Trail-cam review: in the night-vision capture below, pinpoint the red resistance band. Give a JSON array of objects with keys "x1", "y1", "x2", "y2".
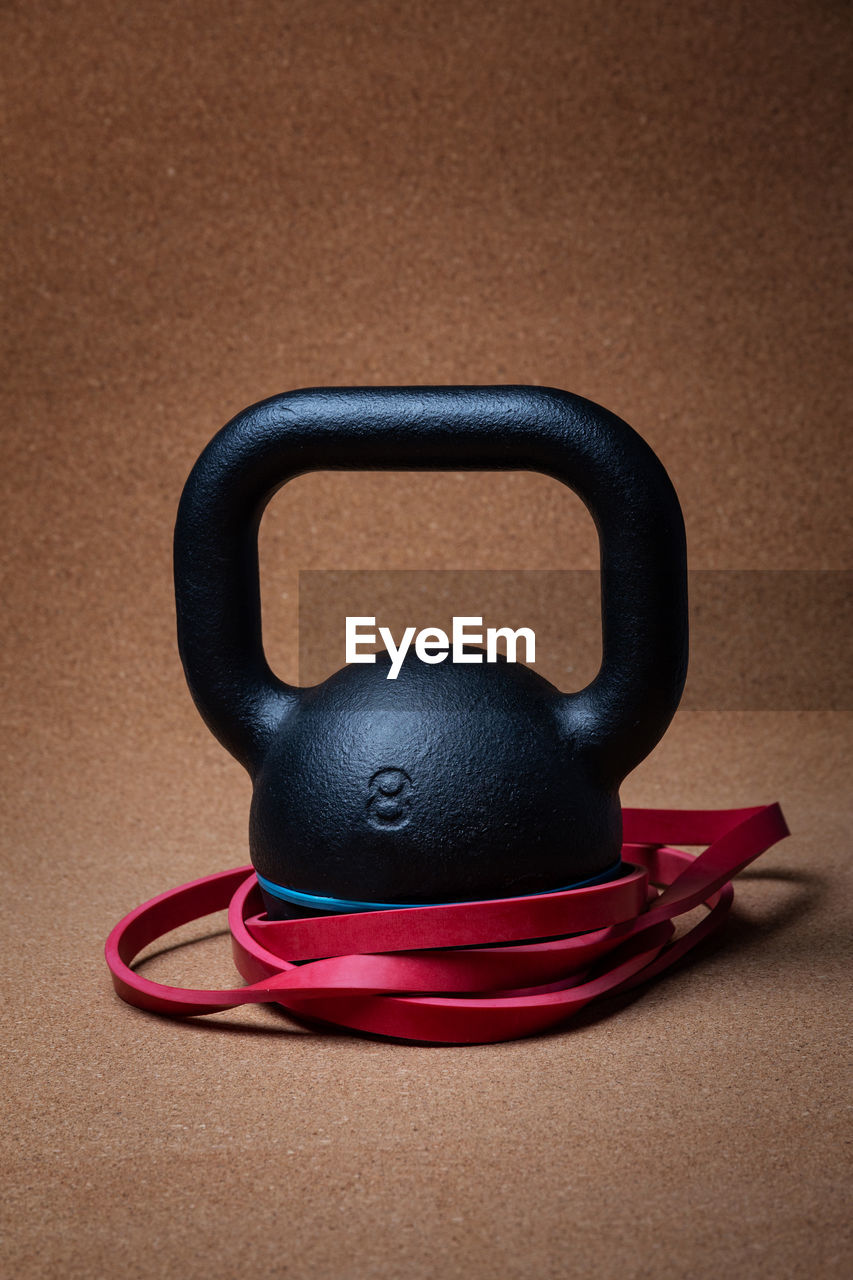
[{"x1": 105, "y1": 804, "x2": 789, "y2": 1045}]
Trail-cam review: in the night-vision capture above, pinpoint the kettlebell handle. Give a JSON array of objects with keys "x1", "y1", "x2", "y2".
[{"x1": 174, "y1": 386, "x2": 687, "y2": 783}]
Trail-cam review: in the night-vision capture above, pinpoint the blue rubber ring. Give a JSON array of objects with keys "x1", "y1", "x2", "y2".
[{"x1": 255, "y1": 860, "x2": 625, "y2": 914}]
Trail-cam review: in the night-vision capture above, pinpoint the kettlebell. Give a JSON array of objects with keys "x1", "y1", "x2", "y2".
[{"x1": 174, "y1": 386, "x2": 688, "y2": 919}]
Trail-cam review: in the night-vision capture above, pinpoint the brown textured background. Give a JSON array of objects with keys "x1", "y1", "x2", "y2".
[{"x1": 1, "y1": 2, "x2": 851, "y2": 1278}]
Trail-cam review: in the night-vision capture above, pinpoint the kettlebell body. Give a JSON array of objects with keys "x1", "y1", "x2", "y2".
[
  {"x1": 174, "y1": 387, "x2": 688, "y2": 918},
  {"x1": 249, "y1": 650, "x2": 621, "y2": 907}
]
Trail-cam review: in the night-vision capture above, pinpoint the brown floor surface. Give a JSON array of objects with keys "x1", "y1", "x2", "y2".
[{"x1": 2, "y1": 3, "x2": 850, "y2": 1278}]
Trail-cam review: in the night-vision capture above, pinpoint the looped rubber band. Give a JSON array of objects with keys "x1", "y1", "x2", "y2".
[{"x1": 105, "y1": 804, "x2": 789, "y2": 1044}]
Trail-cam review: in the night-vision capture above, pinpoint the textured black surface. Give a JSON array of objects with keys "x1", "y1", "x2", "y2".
[{"x1": 174, "y1": 386, "x2": 688, "y2": 911}]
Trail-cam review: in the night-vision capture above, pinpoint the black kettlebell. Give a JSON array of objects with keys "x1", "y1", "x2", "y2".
[{"x1": 174, "y1": 386, "x2": 687, "y2": 919}]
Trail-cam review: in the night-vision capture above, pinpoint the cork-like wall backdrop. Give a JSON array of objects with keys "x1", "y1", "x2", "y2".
[{"x1": 1, "y1": 3, "x2": 850, "y2": 1278}]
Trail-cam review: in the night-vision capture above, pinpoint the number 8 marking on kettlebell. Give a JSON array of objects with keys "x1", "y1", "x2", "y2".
[{"x1": 366, "y1": 768, "x2": 413, "y2": 830}]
